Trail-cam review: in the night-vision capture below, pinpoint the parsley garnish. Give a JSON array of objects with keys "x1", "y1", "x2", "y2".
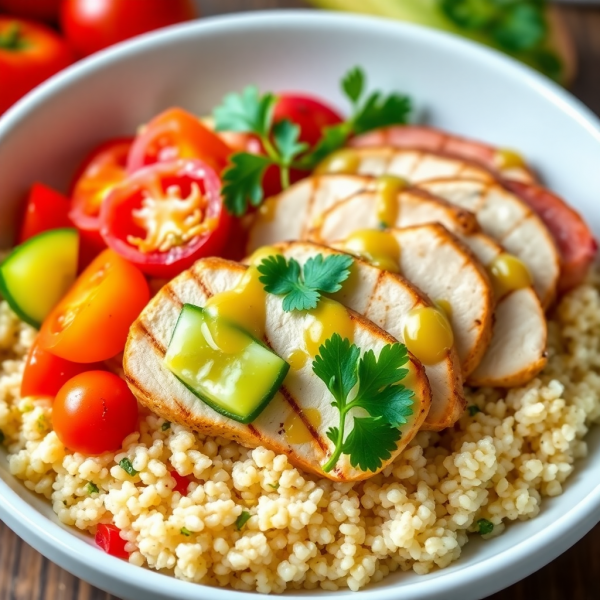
[
  {"x1": 180, "y1": 527, "x2": 192, "y2": 536},
  {"x1": 161, "y1": 421, "x2": 171, "y2": 431},
  {"x1": 86, "y1": 482, "x2": 99, "y2": 495},
  {"x1": 477, "y1": 518, "x2": 494, "y2": 535},
  {"x1": 213, "y1": 66, "x2": 411, "y2": 215},
  {"x1": 236, "y1": 511, "x2": 251, "y2": 530},
  {"x1": 258, "y1": 254, "x2": 353, "y2": 312},
  {"x1": 468, "y1": 405, "x2": 481, "y2": 417},
  {"x1": 313, "y1": 334, "x2": 414, "y2": 473},
  {"x1": 119, "y1": 458, "x2": 138, "y2": 477}
]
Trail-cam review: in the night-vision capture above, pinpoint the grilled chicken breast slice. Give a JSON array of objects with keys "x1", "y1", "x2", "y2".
[
  {"x1": 124, "y1": 257, "x2": 431, "y2": 482},
  {"x1": 273, "y1": 242, "x2": 465, "y2": 431},
  {"x1": 417, "y1": 179, "x2": 560, "y2": 308}
]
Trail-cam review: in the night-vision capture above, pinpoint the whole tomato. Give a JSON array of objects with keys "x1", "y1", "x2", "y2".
[
  {"x1": 0, "y1": 0, "x2": 61, "y2": 23},
  {"x1": 60, "y1": 0, "x2": 197, "y2": 58},
  {"x1": 0, "y1": 17, "x2": 74, "y2": 115}
]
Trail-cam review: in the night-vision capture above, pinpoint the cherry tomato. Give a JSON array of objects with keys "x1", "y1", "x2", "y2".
[
  {"x1": 127, "y1": 108, "x2": 232, "y2": 175},
  {"x1": 21, "y1": 338, "x2": 102, "y2": 398},
  {"x1": 95, "y1": 524, "x2": 129, "y2": 559},
  {"x1": 18, "y1": 183, "x2": 72, "y2": 243},
  {"x1": 0, "y1": 17, "x2": 74, "y2": 115},
  {"x1": 0, "y1": 0, "x2": 61, "y2": 23},
  {"x1": 171, "y1": 471, "x2": 192, "y2": 496},
  {"x1": 100, "y1": 159, "x2": 230, "y2": 278},
  {"x1": 52, "y1": 371, "x2": 138, "y2": 455},
  {"x1": 273, "y1": 94, "x2": 344, "y2": 146},
  {"x1": 60, "y1": 0, "x2": 196, "y2": 58},
  {"x1": 38, "y1": 249, "x2": 150, "y2": 363},
  {"x1": 69, "y1": 137, "x2": 132, "y2": 261}
]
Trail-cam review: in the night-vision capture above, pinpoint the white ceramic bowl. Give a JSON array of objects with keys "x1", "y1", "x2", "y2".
[{"x1": 1, "y1": 10, "x2": 600, "y2": 600}]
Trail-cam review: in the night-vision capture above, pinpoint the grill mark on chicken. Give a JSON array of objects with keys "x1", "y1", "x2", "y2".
[
  {"x1": 189, "y1": 265, "x2": 213, "y2": 299},
  {"x1": 164, "y1": 284, "x2": 183, "y2": 309},
  {"x1": 136, "y1": 321, "x2": 167, "y2": 356}
]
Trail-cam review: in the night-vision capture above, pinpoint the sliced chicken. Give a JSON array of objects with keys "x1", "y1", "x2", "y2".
[
  {"x1": 314, "y1": 199, "x2": 547, "y2": 388},
  {"x1": 325, "y1": 224, "x2": 494, "y2": 377},
  {"x1": 417, "y1": 179, "x2": 560, "y2": 308},
  {"x1": 349, "y1": 125, "x2": 537, "y2": 183},
  {"x1": 124, "y1": 257, "x2": 431, "y2": 482},
  {"x1": 274, "y1": 242, "x2": 465, "y2": 431}
]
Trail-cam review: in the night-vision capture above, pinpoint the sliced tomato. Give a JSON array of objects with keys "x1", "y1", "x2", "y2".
[
  {"x1": 38, "y1": 249, "x2": 150, "y2": 363},
  {"x1": 95, "y1": 524, "x2": 129, "y2": 559},
  {"x1": 273, "y1": 94, "x2": 344, "y2": 147},
  {"x1": 171, "y1": 471, "x2": 192, "y2": 495},
  {"x1": 18, "y1": 183, "x2": 72, "y2": 243},
  {"x1": 127, "y1": 108, "x2": 232, "y2": 175},
  {"x1": 100, "y1": 159, "x2": 230, "y2": 278},
  {"x1": 21, "y1": 338, "x2": 102, "y2": 398}
]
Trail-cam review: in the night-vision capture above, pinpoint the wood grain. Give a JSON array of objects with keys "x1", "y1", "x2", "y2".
[{"x1": 2, "y1": 1, "x2": 600, "y2": 599}]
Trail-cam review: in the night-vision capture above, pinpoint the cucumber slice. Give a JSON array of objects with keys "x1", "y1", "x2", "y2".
[
  {"x1": 164, "y1": 304, "x2": 289, "y2": 424},
  {"x1": 0, "y1": 228, "x2": 79, "y2": 328}
]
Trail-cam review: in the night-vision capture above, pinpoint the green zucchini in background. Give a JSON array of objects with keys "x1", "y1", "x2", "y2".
[{"x1": 308, "y1": 0, "x2": 575, "y2": 85}]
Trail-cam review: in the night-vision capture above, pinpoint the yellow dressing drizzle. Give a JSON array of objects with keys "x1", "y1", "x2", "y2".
[
  {"x1": 488, "y1": 253, "x2": 532, "y2": 299},
  {"x1": 375, "y1": 175, "x2": 407, "y2": 227},
  {"x1": 403, "y1": 306, "x2": 454, "y2": 366},
  {"x1": 204, "y1": 266, "x2": 267, "y2": 340},
  {"x1": 287, "y1": 349, "x2": 309, "y2": 371},
  {"x1": 284, "y1": 408, "x2": 322, "y2": 445},
  {"x1": 315, "y1": 149, "x2": 360, "y2": 175},
  {"x1": 304, "y1": 297, "x2": 354, "y2": 358},
  {"x1": 434, "y1": 299, "x2": 453, "y2": 320},
  {"x1": 342, "y1": 229, "x2": 401, "y2": 273},
  {"x1": 256, "y1": 197, "x2": 278, "y2": 223},
  {"x1": 246, "y1": 245, "x2": 282, "y2": 267},
  {"x1": 495, "y1": 149, "x2": 526, "y2": 171}
]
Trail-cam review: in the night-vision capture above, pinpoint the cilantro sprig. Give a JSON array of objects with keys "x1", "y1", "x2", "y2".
[
  {"x1": 257, "y1": 253, "x2": 353, "y2": 312},
  {"x1": 213, "y1": 67, "x2": 411, "y2": 216},
  {"x1": 313, "y1": 334, "x2": 414, "y2": 473}
]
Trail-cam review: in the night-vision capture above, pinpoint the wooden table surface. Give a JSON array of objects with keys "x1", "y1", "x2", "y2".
[{"x1": 2, "y1": 1, "x2": 600, "y2": 599}]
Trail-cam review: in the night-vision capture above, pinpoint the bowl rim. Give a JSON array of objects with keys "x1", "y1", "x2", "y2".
[{"x1": 1, "y1": 9, "x2": 600, "y2": 600}]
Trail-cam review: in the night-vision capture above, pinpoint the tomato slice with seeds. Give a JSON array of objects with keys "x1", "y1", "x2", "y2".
[
  {"x1": 127, "y1": 107, "x2": 232, "y2": 175},
  {"x1": 38, "y1": 249, "x2": 150, "y2": 363},
  {"x1": 100, "y1": 159, "x2": 230, "y2": 278}
]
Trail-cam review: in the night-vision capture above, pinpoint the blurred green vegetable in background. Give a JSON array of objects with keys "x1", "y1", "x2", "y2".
[{"x1": 307, "y1": 0, "x2": 575, "y2": 85}]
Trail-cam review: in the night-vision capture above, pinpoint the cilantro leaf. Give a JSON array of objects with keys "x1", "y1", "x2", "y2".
[
  {"x1": 272, "y1": 119, "x2": 308, "y2": 165},
  {"x1": 303, "y1": 254, "x2": 353, "y2": 294},
  {"x1": 180, "y1": 527, "x2": 192, "y2": 536},
  {"x1": 355, "y1": 385, "x2": 414, "y2": 428},
  {"x1": 353, "y1": 92, "x2": 412, "y2": 135},
  {"x1": 213, "y1": 86, "x2": 276, "y2": 138},
  {"x1": 312, "y1": 334, "x2": 359, "y2": 408},
  {"x1": 86, "y1": 482, "x2": 99, "y2": 495},
  {"x1": 236, "y1": 511, "x2": 251, "y2": 530},
  {"x1": 492, "y1": 4, "x2": 546, "y2": 52},
  {"x1": 222, "y1": 153, "x2": 272, "y2": 216},
  {"x1": 440, "y1": 0, "x2": 497, "y2": 29},
  {"x1": 119, "y1": 458, "x2": 138, "y2": 477},
  {"x1": 326, "y1": 426, "x2": 339, "y2": 445},
  {"x1": 342, "y1": 417, "x2": 401, "y2": 472},
  {"x1": 296, "y1": 122, "x2": 351, "y2": 170},
  {"x1": 258, "y1": 255, "x2": 355, "y2": 313},
  {"x1": 355, "y1": 344, "x2": 410, "y2": 399},
  {"x1": 342, "y1": 66, "x2": 365, "y2": 105},
  {"x1": 477, "y1": 518, "x2": 494, "y2": 535},
  {"x1": 468, "y1": 405, "x2": 481, "y2": 416}
]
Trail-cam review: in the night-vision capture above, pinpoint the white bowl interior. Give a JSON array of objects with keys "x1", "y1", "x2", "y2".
[{"x1": 1, "y1": 11, "x2": 600, "y2": 600}]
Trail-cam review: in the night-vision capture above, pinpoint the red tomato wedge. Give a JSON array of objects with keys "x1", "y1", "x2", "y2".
[
  {"x1": 38, "y1": 249, "x2": 150, "y2": 363},
  {"x1": 95, "y1": 524, "x2": 129, "y2": 559},
  {"x1": 18, "y1": 183, "x2": 72, "y2": 243},
  {"x1": 100, "y1": 159, "x2": 230, "y2": 278},
  {"x1": 53, "y1": 371, "x2": 138, "y2": 455},
  {"x1": 127, "y1": 108, "x2": 232, "y2": 175},
  {"x1": 21, "y1": 338, "x2": 102, "y2": 398},
  {"x1": 506, "y1": 180, "x2": 598, "y2": 292}
]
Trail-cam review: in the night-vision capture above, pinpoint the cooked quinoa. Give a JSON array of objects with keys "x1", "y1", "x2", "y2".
[{"x1": 1, "y1": 274, "x2": 600, "y2": 593}]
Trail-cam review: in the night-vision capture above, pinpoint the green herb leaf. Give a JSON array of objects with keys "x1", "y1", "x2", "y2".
[
  {"x1": 213, "y1": 86, "x2": 276, "y2": 138},
  {"x1": 180, "y1": 527, "x2": 192, "y2": 536},
  {"x1": 342, "y1": 66, "x2": 365, "y2": 105},
  {"x1": 355, "y1": 344, "x2": 410, "y2": 399},
  {"x1": 492, "y1": 3, "x2": 546, "y2": 51},
  {"x1": 236, "y1": 511, "x2": 251, "y2": 530},
  {"x1": 119, "y1": 458, "x2": 138, "y2": 477},
  {"x1": 268, "y1": 482, "x2": 280, "y2": 490},
  {"x1": 343, "y1": 417, "x2": 401, "y2": 472},
  {"x1": 295, "y1": 122, "x2": 352, "y2": 171},
  {"x1": 162, "y1": 421, "x2": 171, "y2": 431},
  {"x1": 353, "y1": 92, "x2": 412, "y2": 135},
  {"x1": 468, "y1": 405, "x2": 481, "y2": 416},
  {"x1": 440, "y1": 0, "x2": 497, "y2": 29},
  {"x1": 86, "y1": 482, "x2": 99, "y2": 495},
  {"x1": 222, "y1": 153, "x2": 272, "y2": 217},
  {"x1": 477, "y1": 518, "x2": 494, "y2": 535},
  {"x1": 312, "y1": 334, "x2": 359, "y2": 409},
  {"x1": 272, "y1": 119, "x2": 309, "y2": 165},
  {"x1": 258, "y1": 254, "x2": 354, "y2": 313}
]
